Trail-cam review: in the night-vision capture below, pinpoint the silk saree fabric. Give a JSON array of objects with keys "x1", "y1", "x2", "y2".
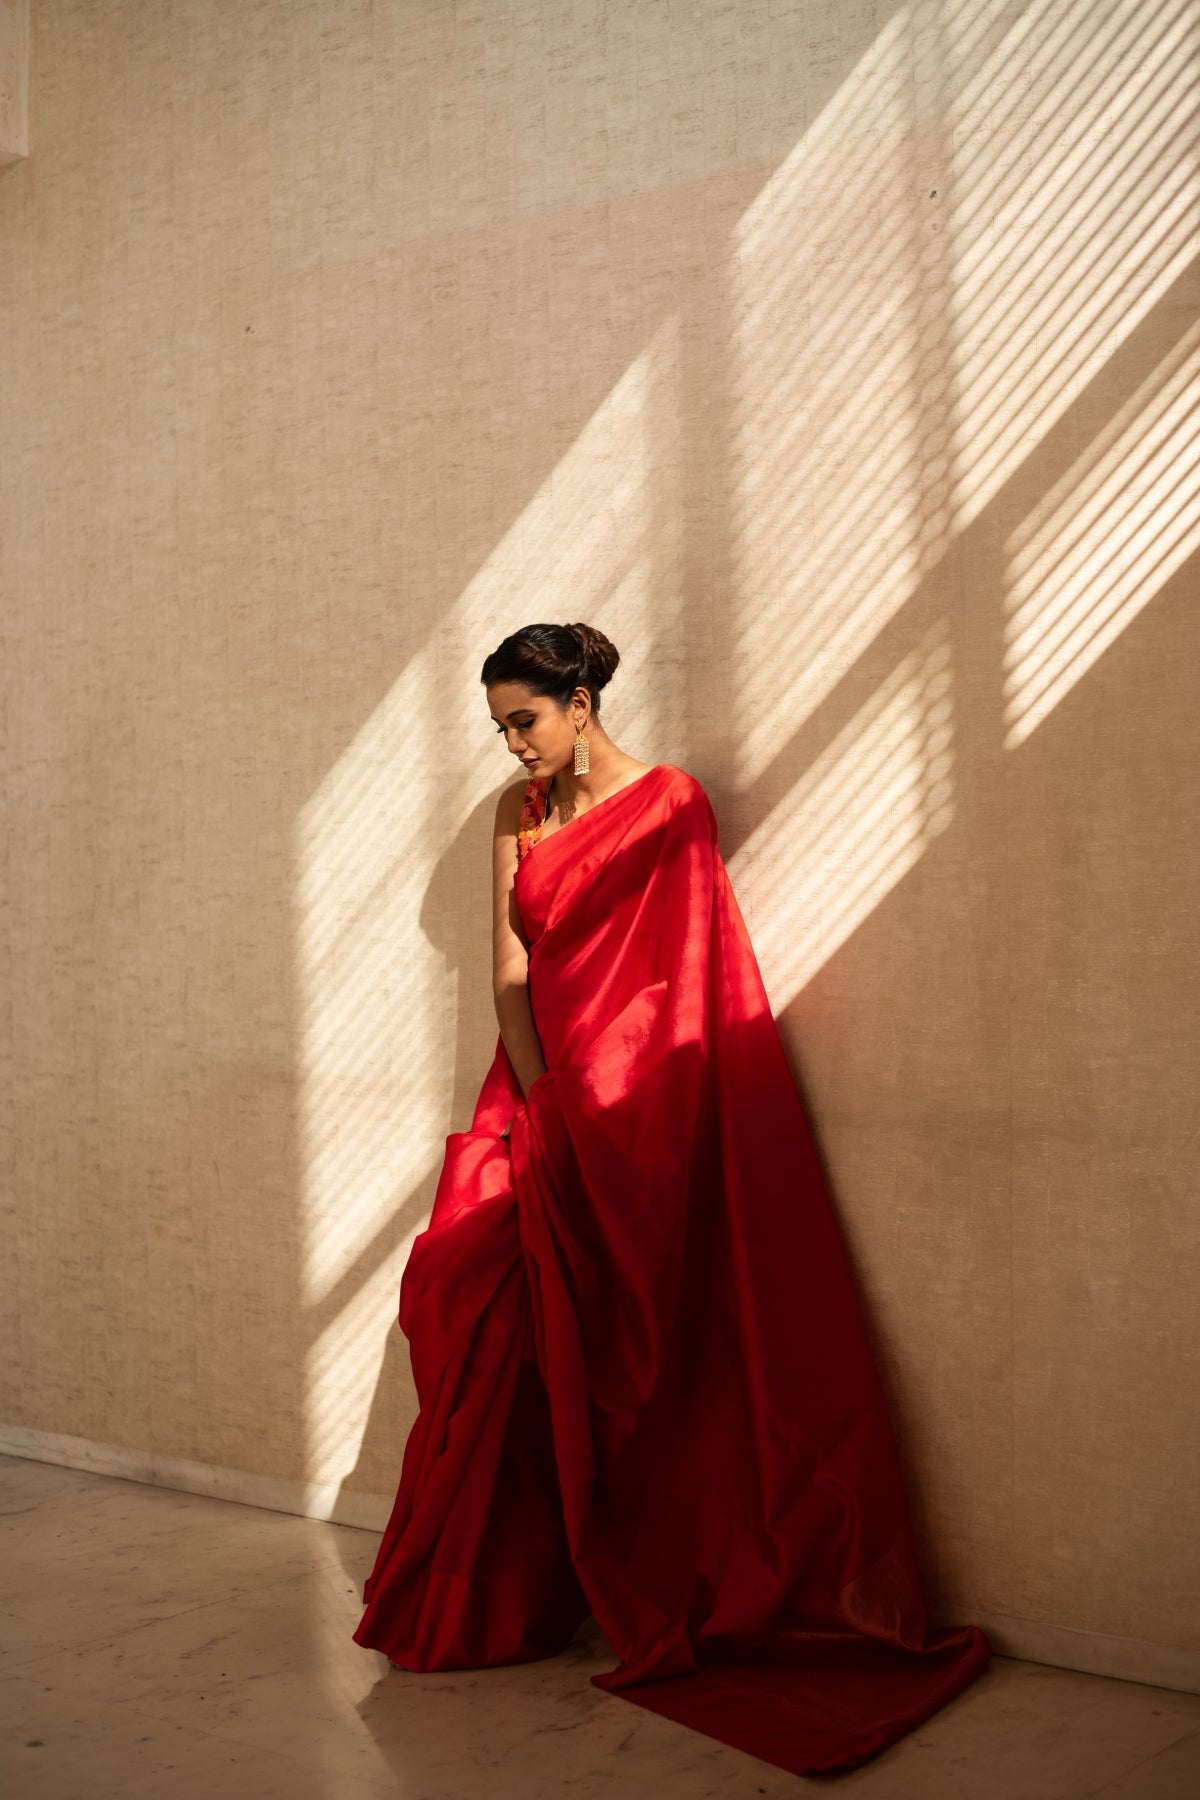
[{"x1": 353, "y1": 763, "x2": 991, "y2": 1776}]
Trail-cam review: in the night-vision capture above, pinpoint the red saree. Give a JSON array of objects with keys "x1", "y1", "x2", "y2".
[{"x1": 353, "y1": 763, "x2": 991, "y2": 1775}]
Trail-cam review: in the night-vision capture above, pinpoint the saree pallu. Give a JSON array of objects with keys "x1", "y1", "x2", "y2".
[{"x1": 353, "y1": 763, "x2": 991, "y2": 1776}]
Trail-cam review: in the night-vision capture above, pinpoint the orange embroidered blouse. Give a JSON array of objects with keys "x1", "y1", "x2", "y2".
[{"x1": 516, "y1": 776, "x2": 552, "y2": 863}]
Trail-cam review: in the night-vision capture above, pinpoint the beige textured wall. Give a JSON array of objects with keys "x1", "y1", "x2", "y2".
[
  {"x1": 1, "y1": 0, "x2": 1197, "y2": 1664},
  {"x1": 0, "y1": 0, "x2": 30, "y2": 164}
]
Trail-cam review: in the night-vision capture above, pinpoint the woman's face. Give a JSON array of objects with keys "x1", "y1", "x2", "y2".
[{"x1": 486, "y1": 681, "x2": 580, "y2": 776}]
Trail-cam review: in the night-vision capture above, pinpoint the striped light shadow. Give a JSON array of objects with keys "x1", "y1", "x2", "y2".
[
  {"x1": 295, "y1": 0, "x2": 1200, "y2": 1496},
  {"x1": 728, "y1": 625, "x2": 955, "y2": 1013},
  {"x1": 945, "y1": 0, "x2": 1199, "y2": 523},
  {"x1": 1004, "y1": 326, "x2": 1200, "y2": 746},
  {"x1": 726, "y1": 9, "x2": 953, "y2": 773}
]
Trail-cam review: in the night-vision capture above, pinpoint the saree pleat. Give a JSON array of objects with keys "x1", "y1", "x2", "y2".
[{"x1": 353, "y1": 764, "x2": 991, "y2": 1775}]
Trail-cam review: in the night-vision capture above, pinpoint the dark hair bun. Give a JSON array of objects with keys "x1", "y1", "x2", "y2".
[
  {"x1": 564, "y1": 622, "x2": 620, "y2": 689},
  {"x1": 480, "y1": 620, "x2": 621, "y2": 713}
]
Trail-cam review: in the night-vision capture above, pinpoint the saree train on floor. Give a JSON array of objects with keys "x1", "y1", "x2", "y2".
[{"x1": 353, "y1": 763, "x2": 991, "y2": 1777}]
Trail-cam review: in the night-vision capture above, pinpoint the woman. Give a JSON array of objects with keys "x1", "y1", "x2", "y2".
[{"x1": 353, "y1": 622, "x2": 991, "y2": 1776}]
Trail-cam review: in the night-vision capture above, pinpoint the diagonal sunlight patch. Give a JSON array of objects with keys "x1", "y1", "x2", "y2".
[
  {"x1": 727, "y1": 9, "x2": 944, "y2": 771},
  {"x1": 1004, "y1": 322, "x2": 1200, "y2": 746},
  {"x1": 727, "y1": 624, "x2": 955, "y2": 1014},
  {"x1": 297, "y1": 0, "x2": 1200, "y2": 1495},
  {"x1": 946, "y1": 0, "x2": 1200, "y2": 526},
  {"x1": 296, "y1": 639, "x2": 448, "y2": 1485},
  {"x1": 296, "y1": 320, "x2": 682, "y2": 1486}
]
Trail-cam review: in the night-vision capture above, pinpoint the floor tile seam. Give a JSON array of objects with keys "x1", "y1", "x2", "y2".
[
  {"x1": 0, "y1": 1513, "x2": 365, "y2": 1572},
  {"x1": 0, "y1": 1478, "x2": 371, "y2": 1535},
  {"x1": 59, "y1": 1679, "x2": 407, "y2": 1799},
  {"x1": 1074, "y1": 1722, "x2": 1200, "y2": 1799},
  {"x1": 0, "y1": 1560, "x2": 358, "y2": 1675},
  {"x1": 0, "y1": 1533, "x2": 349, "y2": 1576},
  {"x1": 4, "y1": 1670, "x2": 402, "y2": 1785},
  {"x1": 0, "y1": 1618, "x2": 186, "y2": 1678},
  {"x1": 0, "y1": 1465, "x2": 376, "y2": 1534},
  {"x1": 5, "y1": 1674, "x2": 401, "y2": 1793},
  {"x1": 1039, "y1": 1668, "x2": 1200, "y2": 1720},
  {"x1": 4, "y1": 1552, "x2": 349, "y2": 1623}
]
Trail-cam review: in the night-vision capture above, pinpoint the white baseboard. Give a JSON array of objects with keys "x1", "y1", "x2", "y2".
[
  {"x1": 937, "y1": 1607, "x2": 1200, "y2": 1696},
  {"x1": 0, "y1": 1422, "x2": 392, "y2": 1532},
  {"x1": 3, "y1": 1423, "x2": 1196, "y2": 1695}
]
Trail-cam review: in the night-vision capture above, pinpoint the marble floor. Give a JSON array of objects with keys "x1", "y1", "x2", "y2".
[{"x1": 1, "y1": 1454, "x2": 1198, "y2": 1799}]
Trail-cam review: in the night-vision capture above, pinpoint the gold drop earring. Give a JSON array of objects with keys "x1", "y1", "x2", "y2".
[{"x1": 573, "y1": 720, "x2": 590, "y2": 775}]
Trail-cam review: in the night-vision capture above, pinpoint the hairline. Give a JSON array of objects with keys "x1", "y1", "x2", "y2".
[{"x1": 485, "y1": 685, "x2": 595, "y2": 725}]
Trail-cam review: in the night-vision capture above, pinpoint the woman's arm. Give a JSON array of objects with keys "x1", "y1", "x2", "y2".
[{"x1": 491, "y1": 782, "x2": 548, "y2": 1100}]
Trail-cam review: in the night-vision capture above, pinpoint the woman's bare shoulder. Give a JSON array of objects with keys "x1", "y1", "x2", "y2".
[{"x1": 494, "y1": 775, "x2": 531, "y2": 835}]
